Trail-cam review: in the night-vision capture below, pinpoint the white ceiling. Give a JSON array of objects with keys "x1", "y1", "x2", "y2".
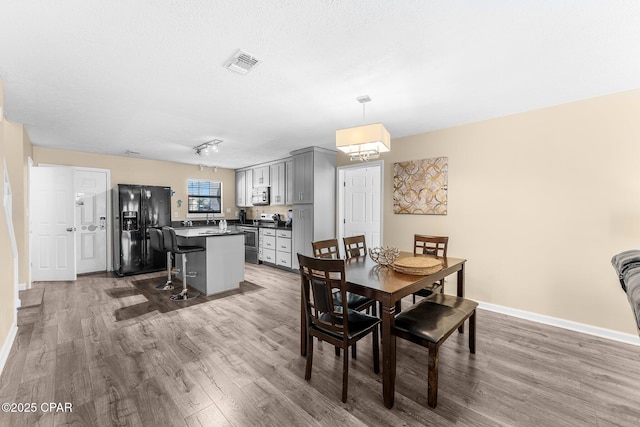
[{"x1": 1, "y1": 1, "x2": 640, "y2": 169}]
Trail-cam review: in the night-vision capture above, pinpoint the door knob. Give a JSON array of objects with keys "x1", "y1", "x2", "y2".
[{"x1": 66, "y1": 227, "x2": 76, "y2": 232}]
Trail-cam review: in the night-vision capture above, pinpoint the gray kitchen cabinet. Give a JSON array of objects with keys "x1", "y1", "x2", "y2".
[
  {"x1": 290, "y1": 146, "x2": 337, "y2": 270},
  {"x1": 245, "y1": 168, "x2": 253, "y2": 207},
  {"x1": 235, "y1": 170, "x2": 246, "y2": 207},
  {"x1": 235, "y1": 168, "x2": 254, "y2": 207},
  {"x1": 276, "y1": 229, "x2": 292, "y2": 268},
  {"x1": 292, "y1": 150, "x2": 313, "y2": 204},
  {"x1": 262, "y1": 228, "x2": 276, "y2": 264},
  {"x1": 253, "y1": 165, "x2": 270, "y2": 187},
  {"x1": 292, "y1": 205, "x2": 313, "y2": 270},
  {"x1": 270, "y1": 161, "x2": 286, "y2": 205},
  {"x1": 285, "y1": 159, "x2": 294, "y2": 205}
]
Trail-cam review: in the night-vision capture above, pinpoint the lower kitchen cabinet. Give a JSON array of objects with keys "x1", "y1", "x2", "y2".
[
  {"x1": 292, "y1": 205, "x2": 313, "y2": 270},
  {"x1": 261, "y1": 227, "x2": 292, "y2": 268},
  {"x1": 276, "y1": 229, "x2": 292, "y2": 268},
  {"x1": 262, "y1": 228, "x2": 277, "y2": 264}
]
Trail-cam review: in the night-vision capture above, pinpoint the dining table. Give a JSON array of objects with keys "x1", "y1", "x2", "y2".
[{"x1": 299, "y1": 251, "x2": 467, "y2": 409}]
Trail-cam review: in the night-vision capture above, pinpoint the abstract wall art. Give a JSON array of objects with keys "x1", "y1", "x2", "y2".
[{"x1": 393, "y1": 156, "x2": 448, "y2": 215}]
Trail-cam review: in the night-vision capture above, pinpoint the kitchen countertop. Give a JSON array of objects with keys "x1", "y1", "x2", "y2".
[
  {"x1": 237, "y1": 223, "x2": 292, "y2": 231},
  {"x1": 174, "y1": 227, "x2": 243, "y2": 238}
]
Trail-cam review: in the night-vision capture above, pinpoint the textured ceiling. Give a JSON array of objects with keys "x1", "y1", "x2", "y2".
[{"x1": 1, "y1": 1, "x2": 640, "y2": 169}]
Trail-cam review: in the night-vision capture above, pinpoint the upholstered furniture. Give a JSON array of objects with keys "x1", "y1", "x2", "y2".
[
  {"x1": 298, "y1": 253, "x2": 381, "y2": 402},
  {"x1": 611, "y1": 250, "x2": 640, "y2": 335},
  {"x1": 394, "y1": 293, "x2": 477, "y2": 408},
  {"x1": 312, "y1": 238, "x2": 377, "y2": 358}
]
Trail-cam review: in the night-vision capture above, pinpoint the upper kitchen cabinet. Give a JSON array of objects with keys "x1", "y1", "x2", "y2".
[
  {"x1": 285, "y1": 159, "x2": 294, "y2": 205},
  {"x1": 292, "y1": 150, "x2": 313, "y2": 203},
  {"x1": 235, "y1": 168, "x2": 254, "y2": 207},
  {"x1": 235, "y1": 170, "x2": 247, "y2": 207},
  {"x1": 253, "y1": 165, "x2": 270, "y2": 187},
  {"x1": 270, "y1": 161, "x2": 286, "y2": 206},
  {"x1": 291, "y1": 147, "x2": 336, "y2": 205},
  {"x1": 245, "y1": 169, "x2": 254, "y2": 207}
]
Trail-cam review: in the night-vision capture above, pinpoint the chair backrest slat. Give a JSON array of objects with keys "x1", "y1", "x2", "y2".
[
  {"x1": 312, "y1": 238, "x2": 340, "y2": 259},
  {"x1": 413, "y1": 234, "x2": 448, "y2": 257},
  {"x1": 343, "y1": 235, "x2": 367, "y2": 259}
]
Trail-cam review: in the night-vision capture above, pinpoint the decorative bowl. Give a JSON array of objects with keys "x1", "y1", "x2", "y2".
[{"x1": 368, "y1": 246, "x2": 400, "y2": 267}]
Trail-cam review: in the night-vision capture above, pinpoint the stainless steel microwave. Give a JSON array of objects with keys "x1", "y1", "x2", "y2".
[{"x1": 251, "y1": 187, "x2": 270, "y2": 205}]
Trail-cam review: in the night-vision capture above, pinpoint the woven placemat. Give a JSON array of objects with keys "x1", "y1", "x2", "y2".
[{"x1": 393, "y1": 256, "x2": 443, "y2": 275}]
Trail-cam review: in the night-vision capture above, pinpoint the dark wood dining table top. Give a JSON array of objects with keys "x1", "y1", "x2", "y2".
[{"x1": 343, "y1": 251, "x2": 467, "y2": 305}]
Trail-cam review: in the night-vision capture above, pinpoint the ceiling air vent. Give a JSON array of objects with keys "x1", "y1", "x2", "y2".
[{"x1": 224, "y1": 50, "x2": 261, "y2": 75}]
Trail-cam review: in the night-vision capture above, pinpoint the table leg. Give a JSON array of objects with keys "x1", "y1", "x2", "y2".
[
  {"x1": 381, "y1": 302, "x2": 396, "y2": 408},
  {"x1": 457, "y1": 264, "x2": 465, "y2": 333}
]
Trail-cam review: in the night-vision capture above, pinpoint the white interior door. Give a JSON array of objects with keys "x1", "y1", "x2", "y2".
[
  {"x1": 30, "y1": 166, "x2": 76, "y2": 281},
  {"x1": 342, "y1": 163, "x2": 382, "y2": 248},
  {"x1": 74, "y1": 169, "x2": 108, "y2": 274}
]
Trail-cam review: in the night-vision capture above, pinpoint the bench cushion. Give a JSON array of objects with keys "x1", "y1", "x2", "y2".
[
  {"x1": 425, "y1": 293, "x2": 479, "y2": 313},
  {"x1": 395, "y1": 300, "x2": 475, "y2": 343}
]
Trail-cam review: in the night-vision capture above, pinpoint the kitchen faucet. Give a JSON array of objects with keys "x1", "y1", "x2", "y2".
[{"x1": 206, "y1": 212, "x2": 216, "y2": 225}]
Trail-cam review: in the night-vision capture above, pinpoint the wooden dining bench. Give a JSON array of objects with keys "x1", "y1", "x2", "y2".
[{"x1": 393, "y1": 293, "x2": 477, "y2": 408}]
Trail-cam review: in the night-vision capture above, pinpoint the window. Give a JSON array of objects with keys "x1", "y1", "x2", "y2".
[{"x1": 188, "y1": 179, "x2": 222, "y2": 214}]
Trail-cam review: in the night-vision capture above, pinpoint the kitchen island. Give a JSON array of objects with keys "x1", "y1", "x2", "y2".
[{"x1": 174, "y1": 227, "x2": 244, "y2": 296}]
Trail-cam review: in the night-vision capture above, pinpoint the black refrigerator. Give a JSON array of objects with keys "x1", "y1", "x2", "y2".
[{"x1": 113, "y1": 184, "x2": 172, "y2": 276}]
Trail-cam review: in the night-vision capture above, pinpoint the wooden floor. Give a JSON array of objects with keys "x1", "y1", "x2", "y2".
[{"x1": 1, "y1": 263, "x2": 640, "y2": 426}]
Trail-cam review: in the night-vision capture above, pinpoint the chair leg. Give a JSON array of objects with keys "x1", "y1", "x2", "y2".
[
  {"x1": 342, "y1": 345, "x2": 349, "y2": 403},
  {"x1": 427, "y1": 343, "x2": 439, "y2": 408},
  {"x1": 166, "y1": 252, "x2": 172, "y2": 285},
  {"x1": 469, "y1": 311, "x2": 476, "y2": 354},
  {"x1": 305, "y1": 336, "x2": 314, "y2": 381},
  {"x1": 372, "y1": 323, "x2": 380, "y2": 374},
  {"x1": 182, "y1": 254, "x2": 188, "y2": 291},
  {"x1": 156, "y1": 252, "x2": 174, "y2": 290},
  {"x1": 352, "y1": 343, "x2": 357, "y2": 359},
  {"x1": 335, "y1": 347, "x2": 340, "y2": 357},
  {"x1": 413, "y1": 294, "x2": 416, "y2": 304}
]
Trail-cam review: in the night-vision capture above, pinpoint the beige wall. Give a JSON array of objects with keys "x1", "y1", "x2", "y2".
[
  {"x1": 33, "y1": 147, "x2": 239, "y2": 221},
  {"x1": 339, "y1": 89, "x2": 640, "y2": 335},
  {"x1": 4, "y1": 120, "x2": 32, "y2": 286},
  {"x1": 0, "y1": 80, "x2": 17, "y2": 350}
]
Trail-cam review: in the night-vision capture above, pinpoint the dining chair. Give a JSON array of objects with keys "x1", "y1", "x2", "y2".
[
  {"x1": 343, "y1": 235, "x2": 367, "y2": 259},
  {"x1": 298, "y1": 253, "x2": 380, "y2": 403},
  {"x1": 312, "y1": 238, "x2": 377, "y2": 358},
  {"x1": 312, "y1": 238, "x2": 341, "y2": 259},
  {"x1": 412, "y1": 235, "x2": 449, "y2": 303},
  {"x1": 394, "y1": 293, "x2": 478, "y2": 408},
  {"x1": 162, "y1": 227, "x2": 205, "y2": 301}
]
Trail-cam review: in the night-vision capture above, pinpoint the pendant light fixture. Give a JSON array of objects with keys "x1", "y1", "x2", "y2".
[{"x1": 336, "y1": 96, "x2": 390, "y2": 162}]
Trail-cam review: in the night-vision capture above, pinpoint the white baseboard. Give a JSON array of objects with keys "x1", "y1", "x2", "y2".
[
  {"x1": 18, "y1": 282, "x2": 26, "y2": 292},
  {"x1": 0, "y1": 321, "x2": 18, "y2": 375},
  {"x1": 478, "y1": 301, "x2": 640, "y2": 347}
]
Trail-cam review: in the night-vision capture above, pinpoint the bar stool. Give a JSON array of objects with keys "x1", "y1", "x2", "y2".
[
  {"x1": 161, "y1": 227, "x2": 205, "y2": 301},
  {"x1": 149, "y1": 228, "x2": 174, "y2": 290}
]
